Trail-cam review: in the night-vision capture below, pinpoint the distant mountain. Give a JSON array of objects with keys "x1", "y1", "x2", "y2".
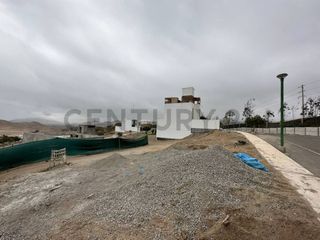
[
  {"x1": 11, "y1": 118, "x2": 64, "y2": 126},
  {"x1": 0, "y1": 119, "x2": 66, "y2": 136}
]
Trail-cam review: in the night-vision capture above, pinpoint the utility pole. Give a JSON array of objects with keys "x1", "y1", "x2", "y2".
[
  {"x1": 277, "y1": 73, "x2": 288, "y2": 149},
  {"x1": 298, "y1": 84, "x2": 305, "y2": 125}
]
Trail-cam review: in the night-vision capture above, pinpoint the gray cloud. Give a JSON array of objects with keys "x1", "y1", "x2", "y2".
[{"x1": 0, "y1": 0, "x2": 320, "y2": 122}]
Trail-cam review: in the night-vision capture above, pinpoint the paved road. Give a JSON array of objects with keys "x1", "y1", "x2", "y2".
[{"x1": 257, "y1": 134, "x2": 320, "y2": 177}]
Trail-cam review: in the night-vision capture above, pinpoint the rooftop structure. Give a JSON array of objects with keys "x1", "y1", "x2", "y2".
[
  {"x1": 156, "y1": 87, "x2": 219, "y2": 139},
  {"x1": 165, "y1": 87, "x2": 201, "y2": 104}
]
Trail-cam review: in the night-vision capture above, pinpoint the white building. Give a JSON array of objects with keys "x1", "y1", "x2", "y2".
[
  {"x1": 115, "y1": 119, "x2": 140, "y2": 133},
  {"x1": 156, "y1": 87, "x2": 220, "y2": 139},
  {"x1": 78, "y1": 124, "x2": 96, "y2": 135}
]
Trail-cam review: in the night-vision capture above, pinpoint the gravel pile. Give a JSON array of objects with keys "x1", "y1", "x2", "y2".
[
  {"x1": 90, "y1": 153, "x2": 130, "y2": 170},
  {"x1": 90, "y1": 145, "x2": 272, "y2": 237},
  {"x1": 0, "y1": 144, "x2": 287, "y2": 239}
]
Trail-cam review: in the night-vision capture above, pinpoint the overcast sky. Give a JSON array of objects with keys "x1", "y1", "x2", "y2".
[{"x1": 1, "y1": 0, "x2": 320, "y2": 123}]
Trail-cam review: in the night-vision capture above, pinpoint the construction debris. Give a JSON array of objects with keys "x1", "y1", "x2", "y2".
[
  {"x1": 222, "y1": 215, "x2": 231, "y2": 226},
  {"x1": 235, "y1": 140, "x2": 247, "y2": 146}
]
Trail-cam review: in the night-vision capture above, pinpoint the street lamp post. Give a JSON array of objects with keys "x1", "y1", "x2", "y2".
[{"x1": 276, "y1": 73, "x2": 288, "y2": 148}]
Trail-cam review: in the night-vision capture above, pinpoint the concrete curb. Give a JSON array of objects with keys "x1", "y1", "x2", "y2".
[{"x1": 239, "y1": 131, "x2": 320, "y2": 217}]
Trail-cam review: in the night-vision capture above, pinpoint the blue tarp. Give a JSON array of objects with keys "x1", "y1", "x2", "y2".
[{"x1": 234, "y1": 153, "x2": 269, "y2": 172}]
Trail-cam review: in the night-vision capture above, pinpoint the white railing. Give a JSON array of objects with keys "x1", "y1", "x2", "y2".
[{"x1": 49, "y1": 148, "x2": 67, "y2": 168}]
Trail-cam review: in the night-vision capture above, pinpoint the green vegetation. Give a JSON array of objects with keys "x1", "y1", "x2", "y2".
[
  {"x1": 245, "y1": 115, "x2": 266, "y2": 128},
  {"x1": 0, "y1": 135, "x2": 21, "y2": 144}
]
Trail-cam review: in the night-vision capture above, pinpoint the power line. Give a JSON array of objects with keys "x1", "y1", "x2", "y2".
[
  {"x1": 256, "y1": 91, "x2": 299, "y2": 107},
  {"x1": 242, "y1": 80, "x2": 319, "y2": 118},
  {"x1": 305, "y1": 86, "x2": 320, "y2": 93},
  {"x1": 250, "y1": 86, "x2": 300, "y2": 108},
  {"x1": 304, "y1": 92, "x2": 320, "y2": 98},
  {"x1": 256, "y1": 80, "x2": 319, "y2": 103},
  {"x1": 303, "y1": 79, "x2": 320, "y2": 86},
  {"x1": 254, "y1": 93, "x2": 299, "y2": 112}
]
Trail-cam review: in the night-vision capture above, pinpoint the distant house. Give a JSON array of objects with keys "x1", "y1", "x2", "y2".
[
  {"x1": 156, "y1": 87, "x2": 220, "y2": 139},
  {"x1": 78, "y1": 124, "x2": 96, "y2": 135},
  {"x1": 115, "y1": 119, "x2": 141, "y2": 133}
]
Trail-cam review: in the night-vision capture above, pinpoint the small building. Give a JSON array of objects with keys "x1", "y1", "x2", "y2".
[
  {"x1": 115, "y1": 119, "x2": 141, "y2": 133},
  {"x1": 156, "y1": 87, "x2": 220, "y2": 139},
  {"x1": 22, "y1": 132, "x2": 54, "y2": 143},
  {"x1": 78, "y1": 124, "x2": 96, "y2": 135}
]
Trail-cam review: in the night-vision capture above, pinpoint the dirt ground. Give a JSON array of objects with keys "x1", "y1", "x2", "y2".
[
  {"x1": 0, "y1": 131, "x2": 320, "y2": 239},
  {"x1": 172, "y1": 131, "x2": 320, "y2": 239}
]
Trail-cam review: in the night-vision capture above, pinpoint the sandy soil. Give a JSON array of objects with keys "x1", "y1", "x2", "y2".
[{"x1": 0, "y1": 131, "x2": 319, "y2": 239}]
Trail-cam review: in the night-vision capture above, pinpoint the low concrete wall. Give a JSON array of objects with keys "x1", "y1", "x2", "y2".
[
  {"x1": 270, "y1": 128, "x2": 278, "y2": 134},
  {"x1": 286, "y1": 127, "x2": 295, "y2": 135},
  {"x1": 295, "y1": 127, "x2": 306, "y2": 136},
  {"x1": 229, "y1": 127, "x2": 320, "y2": 137},
  {"x1": 306, "y1": 127, "x2": 319, "y2": 136}
]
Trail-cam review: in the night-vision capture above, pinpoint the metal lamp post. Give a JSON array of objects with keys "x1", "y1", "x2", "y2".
[{"x1": 276, "y1": 73, "x2": 288, "y2": 148}]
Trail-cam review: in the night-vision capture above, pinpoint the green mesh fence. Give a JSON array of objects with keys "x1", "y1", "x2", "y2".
[{"x1": 0, "y1": 135, "x2": 148, "y2": 170}]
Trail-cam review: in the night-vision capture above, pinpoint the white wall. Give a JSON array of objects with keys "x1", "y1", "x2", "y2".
[
  {"x1": 124, "y1": 120, "x2": 140, "y2": 132},
  {"x1": 156, "y1": 102, "x2": 194, "y2": 139},
  {"x1": 156, "y1": 102, "x2": 220, "y2": 139},
  {"x1": 115, "y1": 120, "x2": 140, "y2": 133},
  {"x1": 156, "y1": 119, "x2": 191, "y2": 139},
  {"x1": 231, "y1": 127, "x2": 320, "y2": 137},
  {"x1": 306, "y1": 127, "x2": 318, "y2": 136},
  {"x1": 270, "y1": 128, "x2": 277, "y2": 134},
  {"x1": 286, "y1": 128, "x2": 295, "y2": 134},
  {"x1": 115, "y1": 126, "x2": 124, "y2": 133},
  {"x1": 182, "y1": 87, "x2": 194, "y2": 96},
  {"x1": 191, "y1": 120, "x2": 220, "y2": 130},
  {"x1": 192, "y1": 104, "x2": 201, "y2": 119},
  {"x1": 295, "y1": 127, "x2": 305, "y2": 135}
]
